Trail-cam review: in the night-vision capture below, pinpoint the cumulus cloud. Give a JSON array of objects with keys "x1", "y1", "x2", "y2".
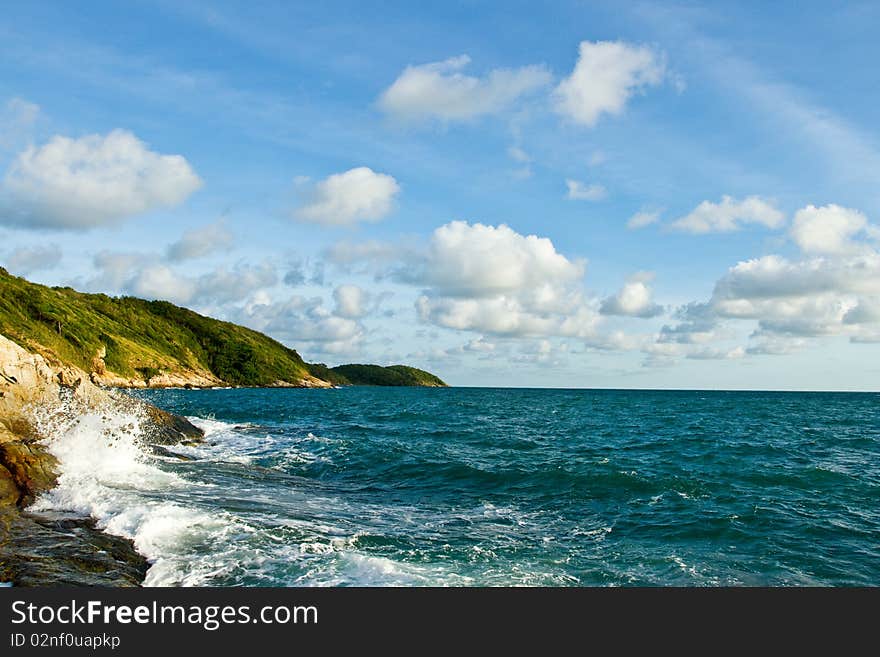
[
  {"x1": 600, "y1": 273, "x2": 664, "y2": 318},
  {"x1": 127, "y1": 264, "x2": 197, "y2": 305},
  {"x1": 462, "y1": 337, "x2": 497, "y2": 353},
  {"x1": 565, "y1": 179, "x2": 606, "y2": 201},
  {"x1": 166, "y1": 219, "x2": 234, "y2": 261},
  {"x1": 237, "y1": 294, "x2": 364, "y2": 355},
  {"x1": 378, "y1": 55, "x2": 551, "y2": 122},
  {"x1": 790, "y1": 204, "x2": 870, "y2": 255},
  {"x1": 89, "y1": 251, "x2": 152, "y2": 290},
  {"x1": 670, "y1": 196, "x2": 784, "y2": 234},
  {"x1": 3, "y1": 244, "x2": 62, "y2": 275},
  {"x1": 658, "y1": 205, "x2": 880, "y2": 358},
  {"x1": 333, "y1": 284, "x2": 371, "y2": 319},
  {"x1": 0, "y1": 129, "x2": 202, "y2": 229},
  {"x1": 294, "y1": 167, "x2": 400, "y2": 226},
  {"x1": 627, "y1": 209, "x2": 661, "y2": 230},
  {"x1": 190, "y1": 262, "x2": 278, "y2": 305},
  {"x1": 283, "y1": 257, "x2": 325, "y2": 286},
  {"x1": 554, "y1": 41, "x2": 666, "y2": 127},
  {"x1": 411, "y1": 221, "x2": 598, "y2": 338},
  {"x1": 843, "y1": 297, "x2": 880, "y2": 325},
  {"x1": 91, "y1": 252, "x2": 278, "y2": 307},
  {"x1": 711, "y1": 254, "x2": 880, "y2": 311},
  {"x1": 652, "y1": 302, "x2": 730, "y2": 357},
  {"x1": 411, "y1": 221, "x2": 584, "y2": 297}
]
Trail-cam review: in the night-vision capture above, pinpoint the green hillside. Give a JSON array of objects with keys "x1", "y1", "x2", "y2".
[
  {"x1": 329, "y1": 364, "x2": 447, "y2": 387},
  {"x1": 0, "y1": 267, "x2": 446, "y2": 388}
]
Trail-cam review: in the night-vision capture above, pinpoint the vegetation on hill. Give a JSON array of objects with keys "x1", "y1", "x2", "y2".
[
  {"x1": 0, "y1": 267, "x2": 446, "y2": 388},
  {"x1": 328, "y1": 364, "x2": 447, "y2": 387}
]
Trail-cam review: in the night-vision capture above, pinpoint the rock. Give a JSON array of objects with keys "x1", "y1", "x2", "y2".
[
  {"x1": 135, "y1": 401, "x2": 204, "y2": 445},
  {"x1": 0, "y1": 426, "x2": 58, "y2": 507},
  {"x1": 0, "y1": 333, "x2": 203, "y2": 449},
  {"x1": 0, "y1": 332, "x2": 205, "y2": 586},
  {"x1": 0, "y1": 512, "x2": 147, "y2": 586},
  {"x1": 0, "y1": 464, "x2": 19, "y2": 508}
]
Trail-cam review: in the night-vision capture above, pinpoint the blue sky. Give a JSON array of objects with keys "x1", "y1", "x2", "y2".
[{"x1": 2, "y1": 1, "x2": 880, "y2": 389}]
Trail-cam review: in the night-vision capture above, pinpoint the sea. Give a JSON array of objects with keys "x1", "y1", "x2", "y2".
[{"x1": 29, "y1": 387, "x2": 880, "y2": 586}]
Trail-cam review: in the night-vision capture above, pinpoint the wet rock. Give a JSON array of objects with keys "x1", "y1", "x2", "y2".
[
  {"x1": 136, "y1": 401, "x2": 204, "y2": 446},
  {"x1": 0, "y1": 512, "x2": 147, "y2": 587},
  {"x1": 0, "y1": 332, "x2": 204, "y2": 586}
]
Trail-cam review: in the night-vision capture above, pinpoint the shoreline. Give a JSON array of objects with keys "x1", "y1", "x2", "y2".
[{"x1": 0, "y1": 333, "x2": 204, "y2": 587}]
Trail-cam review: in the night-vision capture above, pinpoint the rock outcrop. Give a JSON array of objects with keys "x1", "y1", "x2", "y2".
[{"x1": 0, "y1": 333, "x2": 203, "y2": 586}]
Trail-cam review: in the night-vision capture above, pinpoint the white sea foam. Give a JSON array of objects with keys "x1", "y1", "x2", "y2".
[{"x1": 29, "y1": 404, "x2": 248, "y2": 586}]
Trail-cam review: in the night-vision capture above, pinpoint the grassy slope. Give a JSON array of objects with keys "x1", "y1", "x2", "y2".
[{"x1": 0, "y1": 268, "x2": 446, "y2": 387}]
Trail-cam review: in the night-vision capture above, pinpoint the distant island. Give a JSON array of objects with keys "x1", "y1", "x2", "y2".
[{"x1": 0, "y1": 267, "x2": 446, "y2": 389}]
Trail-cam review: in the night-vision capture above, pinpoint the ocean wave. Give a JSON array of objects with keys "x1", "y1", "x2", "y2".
[{"x1": 29, "y1": 405, "x2": 251, "y2": 586}]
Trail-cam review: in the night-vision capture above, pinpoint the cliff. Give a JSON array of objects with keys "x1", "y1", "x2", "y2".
[
  {"x1": 0, "y1": 333, "x2": 203, "y2": 585},
  {"x1": 0, "y1": 267, "x2": 446, "y2": 389}
]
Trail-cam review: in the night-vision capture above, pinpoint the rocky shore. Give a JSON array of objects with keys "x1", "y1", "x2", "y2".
[{"x1": 0, "y1": 333, "x2": 203, "y2": 586}]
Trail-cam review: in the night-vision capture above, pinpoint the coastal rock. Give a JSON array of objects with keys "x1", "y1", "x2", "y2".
[
  {"x1": 137, "y1": 401, "x2": 204, "y2": 445},
  {"x1": 0, "y1": 332, "x2": 204, "y2": 586},
  {"x1": 0, "y1": 425, "x2": 58, "y2": 507},
  {"x1": 91, "y1": 368, "x2": 222, "y2": 389},
  {"x1": 0, "y1": 512, "x2": 148, "y2": 587},
  {"x1": 0, "y1": 333, "x2": 203, "y2": 447}
]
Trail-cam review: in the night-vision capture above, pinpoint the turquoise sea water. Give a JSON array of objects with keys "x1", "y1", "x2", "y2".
[{"x1": 41, "y1": 387, "x2": 880, "y2": 586}]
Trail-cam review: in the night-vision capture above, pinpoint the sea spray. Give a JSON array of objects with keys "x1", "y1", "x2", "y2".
[{"x1": 28, "y1": 401, "x2": 246, "y2": 586}]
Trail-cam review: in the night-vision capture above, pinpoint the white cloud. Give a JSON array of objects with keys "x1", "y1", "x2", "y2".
[
  {"x1": 686, "y1": 346, "x2": 745, "y2": 360},
  {"x1": 790, "y1": 204, "x2": 870, "y2": 255},
  {"x1": 0, "y1": 129, "x2": 202, "y2": 229},
  {"x1": 294, "y1": 167, "x2": 400, "y2": 226},
  {"x1": 166, "y1": 219, "x2": 234, "y2": 261},
  {"x1": 462, "y1": 337, "x2": 496, "y2": 353},
  {"x1": 237, "y1": 294, "x2": 364, "y2": 355},
  {"x1": 843, "y1": 297, "x2": 880, "y2": 325},
  {"x1": 585, "y1": 330, "x2": 645, "y2": 352},
  {"x1": 627, "y1": 209, "x2": 661, "y2": 230},
  {"x1": 378, "y1": 55, "x2": 551, "y2": 122},
  {"x1": 191, "y1": 262, "x2": 278, "y2": 305},
  {"x1": 411, "y1": 221, "x2": 597, "y2": 338},
  {"x1": 657, "y1": 216, "x2": 880, "y2": 358},
  {"x1": 91, "y1": 253, "x2": 278, "y2": 306},
  {"x1": 3, "y1": 244, "x2": 62, "y2": 275},
  {"x1": 745, "y1": 337, "x2": 808, "y2": 356},
  {"x1": 554, "y1": 41, "x2": 666, "y2": 127},
  {"x1": 413, "y1": 220, "x2": 584, "y2": 298},
  {"x1": 565, "y1": 179, "x2": 606, "y2": 201},
  {"x1": 333, "y1": 284, "x2": 371, "y2": 319},
  {"x1": 670, "y1": 195, "x2": 784, "y2": 234},
  {"x1": 600, "y1": 273, "x2": 664, "y2": 318},
  {"x1": 127, "y1": 264, "x2": 197, "y2": 305},
  {"x1": 711, "y1": 254, "x2": 880, "y2": 310},
  {"x1": 283, "y1": 257, "x2": 325, "y2": 286},
  {"x1": 89, "y1": 251, "x2": 151, "y2": 290}
]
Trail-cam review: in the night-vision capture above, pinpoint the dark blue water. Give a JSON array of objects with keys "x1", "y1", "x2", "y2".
[{"x1": 108, "y1": 388, "x2": 880, "y2": 585}]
